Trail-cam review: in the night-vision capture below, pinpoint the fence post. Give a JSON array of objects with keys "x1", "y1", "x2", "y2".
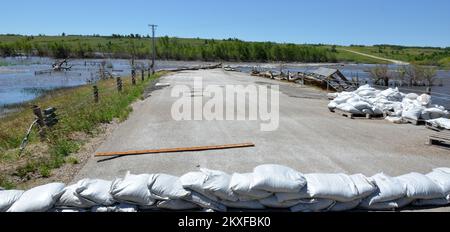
[
  {"x1": 147, "y1": 68, "x2": 151, "y2": 78},
  {"x1": 131, "y1": 69, "x2": 136, "y2": 85},
  {"x1": 426, "y1": 87, "x2": 431, "y2": 95},
  {"x1": 93, "y1": 85, "x2": 99, "y2": 103},
  {"x1": 141, "y1": 69, "x2": 145, "y2": 81},
  {"x1": 116, "y1": 77, "x2": 123, "y2": 92},
  {"x1": 32, "y1": 105, "x2": 46, "y2": 141}
]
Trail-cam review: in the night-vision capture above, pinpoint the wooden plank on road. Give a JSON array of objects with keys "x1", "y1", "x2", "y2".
[{"x1": 95, "y1": 143, "x2": 255, "y2": 157}]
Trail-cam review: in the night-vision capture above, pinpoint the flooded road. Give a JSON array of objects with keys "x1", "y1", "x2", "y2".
[{"x1": 1, "y1": 57, "x2": 449, "y2": 115}]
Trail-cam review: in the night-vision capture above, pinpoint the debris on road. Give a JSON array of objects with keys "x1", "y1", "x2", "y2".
[{"x1": 95, "y1": 143, "x2": 255, "y2": 157}]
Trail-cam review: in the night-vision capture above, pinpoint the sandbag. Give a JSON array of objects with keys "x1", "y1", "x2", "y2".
[
  {"x1": 183, "y1": 192, "x2": 227, "y2": 212},
  {"x1": 328, "y1": 199, "x2": 362, "y2": 212},
  {"x1": 0, "y1": 190, "x2": 24, "y2": 212},
  {"x1": 359, "y1": 197, "x2": 413, "y2": 211},
  {"x1": 229, "y1": 173, "x2": 272, "y2": 200},
  {"x1": 56, "y1": 183, "x2": 97, "y2": 208},
  {"x1": 180, "y1": 171, "x2": 219, "y2": 201},
  {"x1": 259, "y1": 196, "x2": 302, "y2": 208},
  {"x1": 350, "y1": 101, "x2": 372, "y2": 111},
  {"x1": 220, "y1": 200, "x2": 266, "y2": 210},
  {"x1": 110, "y1": 173, "x2": 155, "y2": 206},
  {"x1": 302, "y1": 173, "x2": 375, "y2": 202},
  {"x1": 149, "y1": 174, "x2": 191, "y2": 200},
  {"x1": 417, "y1": 94, "x2": 432, "y2": 106},
  {"x1": 397, "y1": 172, "x2": 444, "y2": 200},
  {"x1": 426, "y1": 169, "x2": 450, "y2": 195},
  {"x1": 77, "y1": 179, "x2": 115, "y2": 206},
  {"x1": 336, "y1": 103, "x2": 362, "y2": 114},
  {"x1": 412, "y1": 197, "x2": 450, "y2": 207},
  {"x1": 157, "y1": 199, "x2": 199, "y2": 210},
  {"x1": 289, "y1": 199, "x2": 335, "y2": 212},
  {"x1": 275, "y1": 190, "x2": 309, "y2": 202},
  {"x1": 201, "y1": 169, "x2": 239, "y2": 202},
  {"x1": 363, "y1": 173, "x2": 406, "y2": 205},
  {"x1": 385, "y1": 116, "x2": 404, "y2": 124},
  {"x1": 7, "y1": 183, "x2": 65, "y2": 212},
  {"x1": 251, "y1": 164, "x2": 306, "y2": 193},
  {"x1": 401, "y1": 107, "x2": 423, "y2": 121},
  {"x1": 405, "y1": 93, "x2": 419, "y2": 100},
  {"x1": 427, "y1": 118, "x2": 450, "y2": 130}
]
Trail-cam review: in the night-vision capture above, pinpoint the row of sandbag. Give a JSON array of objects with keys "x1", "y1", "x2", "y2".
[
  {"x1": 1, "y1": 165, "x2": 450, "y2": 212},
  {"x1": 327, "y1": 85, "x2": 449, "y2": 123}
]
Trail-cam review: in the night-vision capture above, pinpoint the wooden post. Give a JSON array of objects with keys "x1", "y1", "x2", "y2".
[
  {"x1": 116, "y1": 77, "x2": 122, "y2": 92},
  {"x1": 147, "y1": 67, "x2": 151, "y2": 78},
  {"x1": 93, "y1": 85, "x2": 99, "y2": 103},
  {"x1": 131, "y1": 69, "x2": 136, "y2": 85},
  {"x1": 32, "y1": 105, "x2": 46, "y2": 141},
  {"x1": 426, "y1": 87, "x2": 431, "y2": 95},
  {"x1": 141, "y1": 69, "x2": 145, "y2": 81}
]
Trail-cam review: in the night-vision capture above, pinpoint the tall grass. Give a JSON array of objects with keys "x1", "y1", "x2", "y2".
[{"x1": 0, "y1": 71, "x2": 166, "y2": 188}]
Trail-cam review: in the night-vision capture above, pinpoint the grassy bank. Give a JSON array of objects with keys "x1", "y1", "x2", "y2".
[{"x1": 0, "y1": 71, "x2": 167, "y2": 189}]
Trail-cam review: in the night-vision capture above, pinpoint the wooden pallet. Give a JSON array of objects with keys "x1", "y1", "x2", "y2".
[
  {"x1": 428, "y1": 130, "x2": 450, "y2": 148},
  {"x1": 334, "y1": 109, "x2": 383, "y2": 120}
]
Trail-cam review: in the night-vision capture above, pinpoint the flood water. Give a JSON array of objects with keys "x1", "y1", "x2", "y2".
[{"x1": 1, "y1": 57, "x2": 449, "y2": 116}]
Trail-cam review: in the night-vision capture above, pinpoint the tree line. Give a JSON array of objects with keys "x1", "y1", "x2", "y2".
[
  {"x1": 369, "y1": 64, "x2": 439, "y2": 87},
  {"x1": 0, "y1": 35, "x2": 337, "y2": 63}
]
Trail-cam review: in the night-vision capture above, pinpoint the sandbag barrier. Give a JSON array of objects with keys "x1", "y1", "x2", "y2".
[
  {"x1": 1, "y1": 165, "x2": 450, "y2": 212},
  {"x1": 328, "y1": 85, "x2": 449, "y2": 124}
]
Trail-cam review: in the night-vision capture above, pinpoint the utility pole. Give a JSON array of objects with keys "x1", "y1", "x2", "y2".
[{"x1": 149, "y1": 24, "x2": 158, "y2": 74}]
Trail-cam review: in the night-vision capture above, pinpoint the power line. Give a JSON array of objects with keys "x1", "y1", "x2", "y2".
[{"x1": 148, "y1": 24, "x2": 158, "y2": 74}]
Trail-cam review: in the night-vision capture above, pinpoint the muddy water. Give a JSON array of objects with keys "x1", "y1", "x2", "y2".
[{"x1": 0, "y1": 57, "x2": 213, "y2": 114}]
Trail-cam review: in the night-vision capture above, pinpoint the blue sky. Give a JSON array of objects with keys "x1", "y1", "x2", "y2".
[{"x1": 1, "y1": 0, "x2": 449, "y2": 47}]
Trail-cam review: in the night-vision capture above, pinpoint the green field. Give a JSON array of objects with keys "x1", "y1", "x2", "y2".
[{"x1": 0, "y1": 34, "x2": 449, "y2": 67}]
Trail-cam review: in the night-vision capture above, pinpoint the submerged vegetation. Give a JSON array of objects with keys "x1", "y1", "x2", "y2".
[{"x1": 0, "y1": 71, "x2": 166, "y2": 188}]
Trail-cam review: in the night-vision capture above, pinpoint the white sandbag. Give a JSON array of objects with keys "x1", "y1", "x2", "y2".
[
  {"x1": 417, "y1": 94, "x2": 432, "y2": 106},
  {"x1": 363, "y1": 173, "x2": 406, "y2": 205},
  {"x1": 350, "y1": 101, "x2": 372, "y2": 111},
  {"x1": 220, "y1": 200, "x2": 266, "y2": 210},
  {"x1": 333, "y1": 93, "x2": 356, "y2": 104},
  {"x1": 0, "y1": 190, "x2": 24, "y2": 212},
  {"x1": 401, "y1": 106, "x2": 423, "y2": 121},
  {"x1": 251, "y1": 164, "x2": 306, "y2": 193},
  {"x1": 183, "y1": 192, "x2": 227, "y2": 212},
  {"x1": 289, "y1": 199, "x2": 335, "y2": 212},
  {"x1": 7, "y1": 183, "x2": 65, "y2": 212},
  {"x1": 359, "y1": 197, "x2": 413, "y2": 210},
  {"x1": 275, "y1": 190, "x2": 309, "y2": 202},
  {"x1": 427, "y1": 118, "x2": 450, "y2": 129},
  {"x1": 379, "y1": 88, "x2": 402, "y2": 101},
  {"x1": 412, "y1": 196, "x2": 450, "y2": 207},
  {"x1": 56, "y1": 183, "x2": 97, "y2": 208},
  {"x1": 422, "y1": 108, "x2": 449, "y2": 120},
  {"x1": 157, "y1": 199, "x2": 199, "y2": 210},
  {"x1": 328, "y1": 199, "x2": 362, "y2": 212},
  {"x1": 180, "y1": 171, "x2": 219, "y2": 201},
  {"x1": 259, "y1": 196, "x2": 302, "y2": 208},
  {"x1": 336, "y1": 103, "x2": 362, "y2": 114},
  {"x1": 357, "y1": 90, "x2": 377, "y2": 97},
  {"x1": 229, "y1": 173, "x2": 272, "y2": 200},
  {"x1": 426, "y1": 169, "x2": 450, "y2": 195},
  {"x1": 77, "y1": 179, "x2": 115, "y2": 206},
  {"x1": 397, "y1": 172, "x2": 444, "y2": 200},
  {"x1": 328, "y1": 101, "x2": 338, "y2": 109},
  {"x1": 303, "y1": 173, "x2": 375, "y2": 202},
  {"x1": 362, "y1": 108, "x2": 374, "y2": 115},
  {"x1": 149, "y1": 174, "x2": 191, "y2": 200},
  {"x1": 50, "y1": 208, "x2": 88, "y2": 212},
  {"x1": 201, "y1": 169, "x2": 239, "y2": 202},
  {"x1": 405, "y1": 93, "x2": 419, "y2": 100},
  {"x1": 110, "y1": 173, "x2": 155, "y2": 206}
]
